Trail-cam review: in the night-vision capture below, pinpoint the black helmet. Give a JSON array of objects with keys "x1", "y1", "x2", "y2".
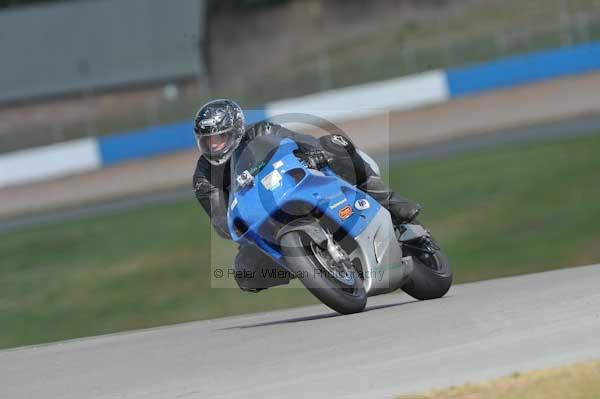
[{"x1": 193, "y1": 99, "x2": 245, "y2": 166}]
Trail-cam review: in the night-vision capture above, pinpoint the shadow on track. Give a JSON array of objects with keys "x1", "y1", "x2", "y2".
[{"x1": 218, "y1": 299, "x2": 421, "y2": 330}]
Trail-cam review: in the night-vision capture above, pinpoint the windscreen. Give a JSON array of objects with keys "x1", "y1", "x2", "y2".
[{"x1": 231, "y1": 135, "x2": 286, "y2": 192}]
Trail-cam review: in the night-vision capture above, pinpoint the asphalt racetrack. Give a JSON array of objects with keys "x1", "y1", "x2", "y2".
[{"x1": 1, "y1": 264, "x2": 599, "y2": 399}]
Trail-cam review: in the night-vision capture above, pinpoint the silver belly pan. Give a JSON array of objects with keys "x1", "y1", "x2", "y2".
[{"x1": 349, "y1": 207, "x2": 413, "y2": 296}]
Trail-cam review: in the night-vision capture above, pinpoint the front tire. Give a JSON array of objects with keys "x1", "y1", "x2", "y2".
[{"x1": 279, "y1": 231, "x2": 367, "y2": 314}]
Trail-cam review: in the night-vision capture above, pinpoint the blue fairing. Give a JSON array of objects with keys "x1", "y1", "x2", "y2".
[{"x1": 227, "y1": 138, "x2": 380, "y2": 266}]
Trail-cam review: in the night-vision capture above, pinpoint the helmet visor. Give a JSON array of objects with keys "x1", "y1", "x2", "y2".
[{"x1": 197, "y1": 128, "x2": 236, "y2": 159}]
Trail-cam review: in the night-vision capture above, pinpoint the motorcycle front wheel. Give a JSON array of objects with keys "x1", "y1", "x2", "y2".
[{"x1": 279, "y1": 231, "x2": 367, "y2": 315}]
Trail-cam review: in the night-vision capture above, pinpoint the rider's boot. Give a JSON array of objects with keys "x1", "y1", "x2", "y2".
[
  {"x1": 234, "y1": 245, "x2": 292, "y2": 292},
  {"x1": 358, "y1": 176, "x2": 421, "y2": 224}
]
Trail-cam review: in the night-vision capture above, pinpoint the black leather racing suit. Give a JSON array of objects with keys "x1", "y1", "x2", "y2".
[{"x1": 193, "y1": 121, "x2": 417, "y2": 291}]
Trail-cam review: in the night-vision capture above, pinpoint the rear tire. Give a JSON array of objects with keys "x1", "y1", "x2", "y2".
[
  {"x1": 279, "y1": 231, "x2": 367, "y2": 314},
  {"x1": 402, "y1": 237, "x2": 453, "y2": 300}
]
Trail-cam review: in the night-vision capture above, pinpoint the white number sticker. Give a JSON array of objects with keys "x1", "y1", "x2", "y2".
[{"x1": 261, "y1": 170, "x2": 283, "y2": 191}]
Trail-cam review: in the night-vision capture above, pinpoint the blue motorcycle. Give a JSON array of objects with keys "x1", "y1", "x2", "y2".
[{"x1": 228, "y1": 135, "x2": 452, "y2": 314}]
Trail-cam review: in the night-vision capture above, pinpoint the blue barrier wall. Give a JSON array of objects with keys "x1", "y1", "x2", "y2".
[
  {"x1": 98, "y1": 122, "x2": 194, "y2": 167},
  {"x1": 98, "y1": 108, "x2": 267, "y2": 167},
  {"x1": 446, "y1": 41, "x2": 600, "y2": 98},
  {"x1": 6, "y1": 41, "x2": 600, "y2": 186},
  {"x1": 61, "y1": 42, "x2": 600, "y2": 168}
]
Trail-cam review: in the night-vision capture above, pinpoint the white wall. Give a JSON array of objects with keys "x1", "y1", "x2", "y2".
[
  {"x1": 265, "y1": 70, "x2": 449, "y2": 123},
  {"x1": 0, "y1": 138, "x2": 100, "y2": 188}
]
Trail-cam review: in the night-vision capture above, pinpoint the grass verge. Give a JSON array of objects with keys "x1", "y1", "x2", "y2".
[
  {"x1": 1, "y1": 133, "x2": 600, "y2": 348},
  {"x1": 403, "y1": 360, "x2": 600, "y2": 399}
]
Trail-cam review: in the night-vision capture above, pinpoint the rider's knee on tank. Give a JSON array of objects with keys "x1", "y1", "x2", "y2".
[{"x1": 319, "y1": 135, "x2": 378, "y2": 186}]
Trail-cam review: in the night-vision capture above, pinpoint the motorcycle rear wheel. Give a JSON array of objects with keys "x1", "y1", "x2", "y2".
[
  {"x1": 279, "y1": 231, "x2": 367, "y2": 315},
  {"x1": 401, "y1": 235, "x2": 453, "y2": 300}
]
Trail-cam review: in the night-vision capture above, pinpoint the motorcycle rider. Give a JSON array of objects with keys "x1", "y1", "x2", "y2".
[{"x1": 193, "y1": 99, "x2": 420, "y2": 292}]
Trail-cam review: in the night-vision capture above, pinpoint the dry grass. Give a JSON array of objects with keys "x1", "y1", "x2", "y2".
[{"x1": 404, "y1": 361, "x2": 600, "y2": 399}]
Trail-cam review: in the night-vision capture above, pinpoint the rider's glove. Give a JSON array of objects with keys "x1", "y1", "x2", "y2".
[{"x1": 303, "y1": 149, "x2": 330, "y2": 170}]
